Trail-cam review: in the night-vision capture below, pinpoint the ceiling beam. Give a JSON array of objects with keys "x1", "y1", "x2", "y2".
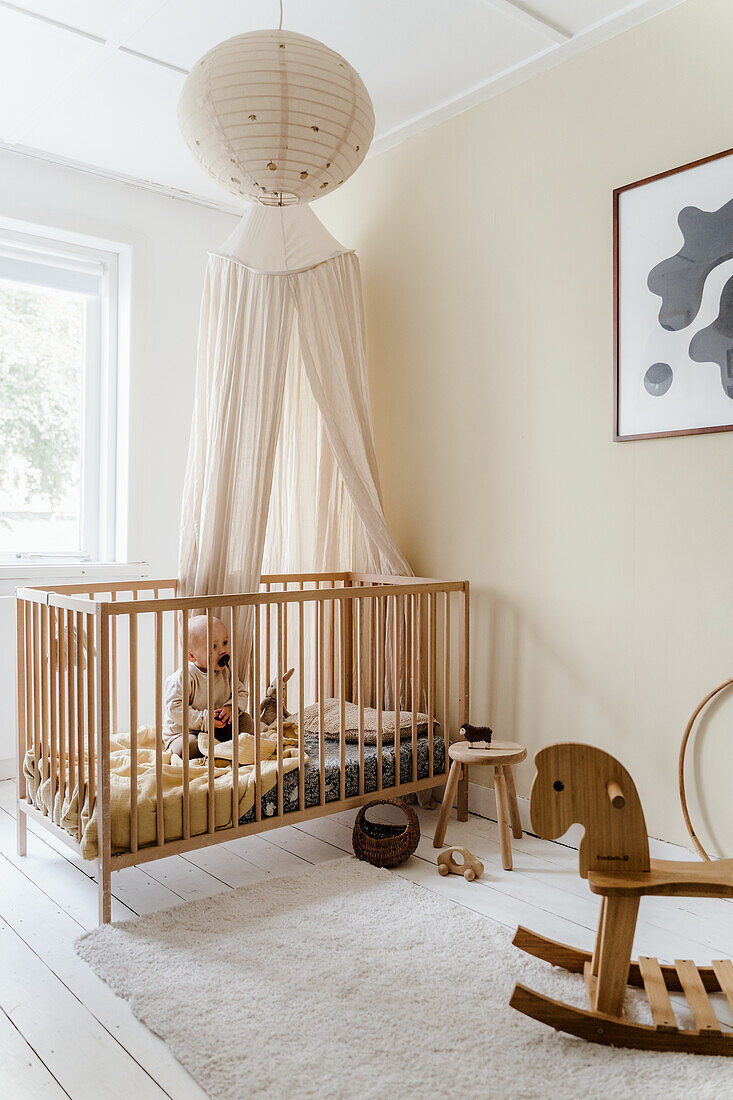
[
  {"x1": 3, "y1": 0, "x2": 178, "y2": 146},
  {"x1": 480, "y1": 0, "x2": 571, "y2": 44},
  {"x1": 0, "y1": 0, "x2": 104, "y2": 43},
  {"x1": 0, "y1": 2, "x2": 191, "y2": 75}
]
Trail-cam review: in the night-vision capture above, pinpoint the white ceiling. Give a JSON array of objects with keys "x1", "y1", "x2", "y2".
[{"x1": 0, "y1": 0, "x2": 686, "y2": 212}]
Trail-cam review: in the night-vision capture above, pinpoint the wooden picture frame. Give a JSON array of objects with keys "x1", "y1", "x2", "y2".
[{"x1": 614, "y1": 146, "x2": 733, "y2": 441}]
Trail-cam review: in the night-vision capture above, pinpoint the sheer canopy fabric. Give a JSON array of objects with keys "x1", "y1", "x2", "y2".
[{"x1": 178, "y1": 204, "x2": 411, "y2": 683}]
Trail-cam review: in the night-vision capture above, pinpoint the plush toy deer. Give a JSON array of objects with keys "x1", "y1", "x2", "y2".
[{"x1": 259, "y1": 666, "x2": 295, "y2": 729}]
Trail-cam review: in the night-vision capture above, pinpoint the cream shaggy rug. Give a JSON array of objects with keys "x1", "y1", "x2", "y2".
[{"x1": 76, "y1": 858, "x2": 733, "y2": 1100}]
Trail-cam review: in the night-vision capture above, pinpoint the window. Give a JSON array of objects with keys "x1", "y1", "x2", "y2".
[{"x1": 0, "y1": 227, "x2": 123, "y2": 564}]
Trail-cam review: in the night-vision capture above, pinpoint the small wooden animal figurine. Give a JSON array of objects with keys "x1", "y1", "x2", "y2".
[
  {"x1": 259, "y1": 666, "x2": 295, "y2": 727},
  {"x1": 437, "y1": 847, "x2": 484, "y2": 882},
  {"x1": 460, "y1": 723, "x2": 493, "y2": 748}
]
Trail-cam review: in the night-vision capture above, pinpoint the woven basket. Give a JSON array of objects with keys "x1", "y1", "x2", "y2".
[{"x1": 352, "y1": 799, "x2": 420, "y2": 868}]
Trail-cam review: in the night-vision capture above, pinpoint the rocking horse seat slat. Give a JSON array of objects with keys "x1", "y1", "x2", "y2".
[
  {"x1": 587, "y1": 858, "x2": 733, "y2": 898},
  {"x1": 712, "y1": 960, "x2": 733, "y2": 1016},
  {"x1": 638, "y1": 957, "x2": 678, "y2": 1032},
  {"x1": 675, "y1": 960, "x2": 722, "y2": 1034}
]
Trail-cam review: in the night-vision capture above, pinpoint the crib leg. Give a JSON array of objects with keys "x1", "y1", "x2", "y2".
[
  {"x1": 98, "y1": 856, "x2": 111, "y2": 924},
  {"x1": 16, "y1": 803, "x2": 27, "y2": 857}
]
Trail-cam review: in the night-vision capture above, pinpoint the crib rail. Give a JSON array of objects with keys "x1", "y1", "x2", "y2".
[{"x1": 16, "y1": 572, "x2": 469, "y2": 923}]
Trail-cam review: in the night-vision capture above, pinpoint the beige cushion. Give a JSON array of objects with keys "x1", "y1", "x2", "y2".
[{"x1": 301, "y1": 699, "x2": 437, "y2": 744}]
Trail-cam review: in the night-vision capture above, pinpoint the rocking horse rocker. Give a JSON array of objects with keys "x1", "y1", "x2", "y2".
[{"x1": 510, "y1": 743, "x2": 733, "y2": 1055}]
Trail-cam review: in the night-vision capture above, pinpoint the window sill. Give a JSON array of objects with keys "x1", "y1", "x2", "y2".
[{"x1": 0, "y1": 561, "x2": 149, "y2": 599}]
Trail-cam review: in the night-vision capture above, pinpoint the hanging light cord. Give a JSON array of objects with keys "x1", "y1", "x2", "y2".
[{"x1": 278, "y1": 0, "x2": 283, "y2": 30}]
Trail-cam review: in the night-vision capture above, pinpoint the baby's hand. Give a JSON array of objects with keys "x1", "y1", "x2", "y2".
[{"x1": 214, "y1": 705, "x2": 232, "y2": 728}]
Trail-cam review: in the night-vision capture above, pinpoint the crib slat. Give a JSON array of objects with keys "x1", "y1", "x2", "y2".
[
  {"x1": 276, "y1": 603, "x2": 284, "y2": 818},
  {"x1": 376, "y1": 596, "x2": 383, "y2": 790},
  {"x1": 313, "y1": 581, "x2": 320, "y2": 700},
  {"x1": 181, "y1": 611, "x2": 190, "y2": 841},
  {"x1": 318, "y1": 599, "x2": 326, "y2": 806},
  {"x1": 443, "y1": 593, "x2": 451, "y2": 767},
  {"x1": 411, "y1": 595, "x2": 418, "y2": 783},
  {"x1": 428, "y1": 592, "x2": 435, "y2": 779},
  {"x1": 265, "y1": 583, "x2": 271, "y2": 692},
  {"x1": 339, "y1": 598, "x2": 346, "y2": 801},
  {"x1": 87, "y1": 615, "x2": 96, "y2": 811},
  {"x1": 40, "y1": 604, "x2": 48, "y2": 794},
  {"x1": 392, "y1": 593, "x2": 400, "y2": 790},
  {"x1": 75, "y1": 611, "x2": 84, "y2": 842},
  {"x1": 24, "y1": 602, "x2": 33, "y2": 805},
  {"x1": 330, "y1": 592, "x2": 336, "y2": 699},
  {"x1": 32, "y1": 604, "x2": 41, "y2": 793},
  {"x1": 404, "y1": 595, "x2": 410, "y2": 735},
  {"x1": 15, "y1": 599, "x2": 28, "y2": 826},
  {"x1": 357, "y1": 598, "x2": 364, "y2": 797},
  {"x1": 49, "y1": 606, "x2": 58, "y2": 815},
  {"x1": 254, "y1": 604, "x2": 262, "y2": 822},
  {"x1": 155, "y1": 611, "x2": 164, "y2": 845},
  {"x1": 206, "y1": 609, "x2": 215, "y2": 835},
  {"x1": 110, "y1": 593, "x2": 118, "y2": 739},
  {"x1": 129, "y1": 610, "x2": 139, "y2": 853},
  {"x1": 65, "y1": 610, "x2": 74, "y2": 813},
  {"x1": 231, "y1": 606, "x2": 239, "y2": 827},
  {"x1": 298, "y1": 595, "x2": 305, "y2": 812},
  {"x1": 282, "y1": 587, "x2": 288, "y2": 712},
  {"x1": 57, "y1": 603, "x2": 66, "y2": 817}
]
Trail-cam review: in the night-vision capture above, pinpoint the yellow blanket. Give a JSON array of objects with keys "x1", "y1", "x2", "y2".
[{"x1": 24, "y1": 725, "x2": 304, "y2": 861}]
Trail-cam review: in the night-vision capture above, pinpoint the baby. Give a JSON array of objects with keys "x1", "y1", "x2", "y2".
[{"x1": 163, "y1": 615, "x2": 254, "y2": 759}]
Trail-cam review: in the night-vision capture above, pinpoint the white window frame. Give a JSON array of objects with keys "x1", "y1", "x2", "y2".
[{"x1": 0, "y1": 222, "x2": 128, "y2": 567}]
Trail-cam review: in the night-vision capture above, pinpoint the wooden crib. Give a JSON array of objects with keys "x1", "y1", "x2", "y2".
[{"x1": 15, "y1": 572, "x2": 469, "y2": 923}]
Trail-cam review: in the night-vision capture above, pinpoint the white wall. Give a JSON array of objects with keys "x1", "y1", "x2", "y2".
[
  {"x1": 0, "y1": 150, "x2": 237, "y2": 770},
  {"x1": 317, "y1": 0, "x2": 733, "y2": 847}
]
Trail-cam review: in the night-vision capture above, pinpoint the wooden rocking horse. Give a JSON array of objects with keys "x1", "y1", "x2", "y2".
[{"x1": 510, "y1": 743, "x2": 733, "y2": 1054}]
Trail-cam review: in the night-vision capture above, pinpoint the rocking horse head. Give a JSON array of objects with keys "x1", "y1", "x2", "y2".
[{"x1": 530, "y1": 743, "x2": 650, "y2": 877}]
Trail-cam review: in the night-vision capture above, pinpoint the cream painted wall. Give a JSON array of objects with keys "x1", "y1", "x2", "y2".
[
  {"x1": 318, "y1": 0, "x2": 733, "y2": 846},
  {"x1": 0, "y1": 150, "x2": 236, "y2": 769}
]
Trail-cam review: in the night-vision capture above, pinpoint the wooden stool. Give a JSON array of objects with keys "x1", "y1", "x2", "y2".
[{"x1": 433, "y1": 740, "x2": 527, "y2": 869}]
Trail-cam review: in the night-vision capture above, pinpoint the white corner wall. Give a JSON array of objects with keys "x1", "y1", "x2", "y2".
[
  {"x1": 0, "y1": 150, "x2": 237, "y2": 771},
  {"x1": 317, "y1": 0, "x2": 733, "y2": 846}
]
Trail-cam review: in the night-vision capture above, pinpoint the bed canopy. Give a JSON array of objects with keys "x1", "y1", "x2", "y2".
[{"x1": 177, "y1": 200, "x2": 411, "y2": 600}]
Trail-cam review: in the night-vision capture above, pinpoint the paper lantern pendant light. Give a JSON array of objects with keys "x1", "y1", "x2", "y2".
[{"x1": 178, "y1": 29, "x2": 375, "y2": 205}]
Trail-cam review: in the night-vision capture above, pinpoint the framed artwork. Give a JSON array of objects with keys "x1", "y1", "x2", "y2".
[{"x1": 614, "y1": 147, "x2": 733, "y2": 441}]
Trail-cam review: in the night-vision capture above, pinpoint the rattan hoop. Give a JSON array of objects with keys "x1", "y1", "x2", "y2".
[
  {"x1": 352, "y1": 798, "x2": 420, "y2": 868},
  {"x1": 678, "y1": 676, "x2": 733, "y2": 861}
]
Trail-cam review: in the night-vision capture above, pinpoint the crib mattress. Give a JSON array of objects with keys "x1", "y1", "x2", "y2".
[
  {"x1": 24, "y1": 730, "x2": 445, "y2": 860},
  {"x1": 240, "y1": 734, "x2": 446, "y2": 823}
]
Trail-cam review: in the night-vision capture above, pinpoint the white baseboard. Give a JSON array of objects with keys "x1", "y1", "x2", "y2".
[
  {"x1": 465, "y1": 780, "x2": 696, "y2": 862},
  {"x1": 0, "y1": 757, "x2": 15, "y2": 782}
]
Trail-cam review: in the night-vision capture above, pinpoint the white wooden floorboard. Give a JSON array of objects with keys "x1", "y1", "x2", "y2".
[
  {"x1": 221, "y1": 833, "x2": 313, "y2": 874},
  {"x1": 138, "y1": 854, "x2": 235, "y2": 902},
  {"x1": 0, "y1": 1007, "x2": 69, "y2": 1099},
  {"x1": 4, "y1": 777, "x2": 733, "y2": 1095},
  {"x1": 0, "y1": 917, "x2": 167, "y2": 1099},
  {"x1": 180, "y1": 845, "x2": 267, "y2": 889}
]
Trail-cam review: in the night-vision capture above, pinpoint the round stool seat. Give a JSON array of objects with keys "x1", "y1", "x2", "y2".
[{"x1": 448, "y1": 739, "x2": 527, "y2": 768}]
